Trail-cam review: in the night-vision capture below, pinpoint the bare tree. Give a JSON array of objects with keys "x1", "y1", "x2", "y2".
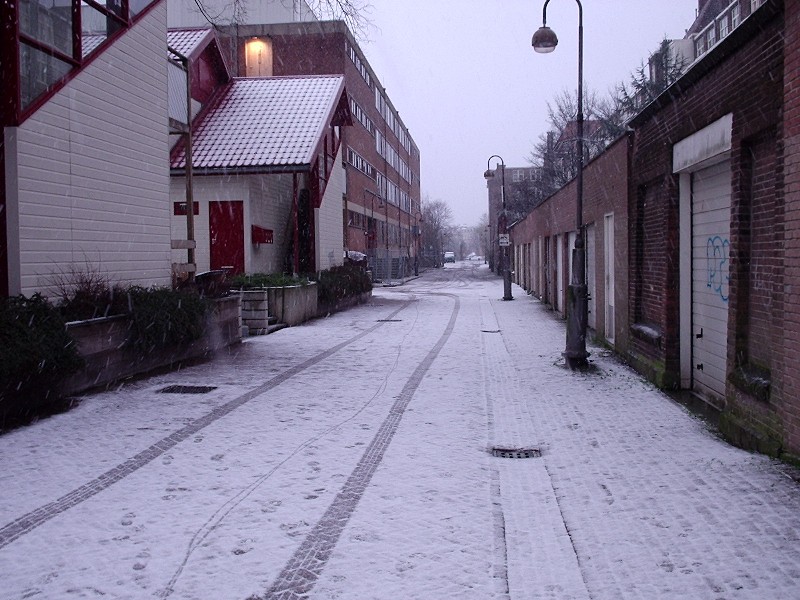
[
  {"x1": 526, "y1": 88, "x2": 620, "y2": 190},
  {"x1": 420, "y1": 197, "x2": 453, "y2": 268},
  {"x1": 191, "y1": 0, "x2": 372, "y2": 37}
]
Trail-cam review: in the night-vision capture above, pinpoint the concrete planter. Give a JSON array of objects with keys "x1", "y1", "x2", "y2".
[
  {"x1": 265, "y1": 283, "x2": 317, "y2": 326},
  {"x1": 61, "y1": 295, "x2": 241, "y2": 395},
  {"x1": 240, "y1": 289, "x2": 271, "y2": 333}
]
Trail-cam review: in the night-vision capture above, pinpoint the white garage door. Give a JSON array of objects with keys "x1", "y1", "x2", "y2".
[{"x1": 691, "y1": 160, "x2": 731, "y2": 401}]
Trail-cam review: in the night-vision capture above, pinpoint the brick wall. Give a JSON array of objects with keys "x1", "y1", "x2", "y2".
[
  {"x1": 781, "y1": 0, "x2": 800, "y2": 456},
  {"x1": 630, "y1": 4, "x2": 783, "y2": 390},
  {"x1": 510, "y1": 136, "x2": 630, "y2": 349}
]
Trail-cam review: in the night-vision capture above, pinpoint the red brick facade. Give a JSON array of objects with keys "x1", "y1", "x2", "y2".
[
  {"x1": 509, "y1": 135, "x2": 631, "y2": 353},
  {"x1": 506, "y1": 1, "x2": 800, "y2": 458},
  {"x1": 630, "y1": 1, "x2": 793, "y2": 455},
  {"x1": 781, "y1": 0, "x2": 800, "y2": 455}
]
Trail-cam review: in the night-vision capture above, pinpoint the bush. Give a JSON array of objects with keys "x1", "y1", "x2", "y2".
[
  {"x1": 0, "y1": 294, "x2": 84, "y2": 407},
  {"x1": 48, "y1": 262, "x2": 128, "y2": 321},
  {"x1": 228, "y1": 272, "x2": 310, "y2": 289},
  {"x1": 126, "y1": 286, "x2": 209, "y2": 353},
  {"x1": 315, "y1": 263, "x2": 372, "y2": 306}
]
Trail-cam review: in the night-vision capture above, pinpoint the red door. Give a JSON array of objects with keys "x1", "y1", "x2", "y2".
[{"x1": 209, "y1": 201, "x2": 245, "y2": 274}]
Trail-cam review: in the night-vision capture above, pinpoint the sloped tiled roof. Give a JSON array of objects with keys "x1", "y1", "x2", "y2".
[
  {"x1": 171, "y1": 75, "x2": 346, "y2": 171},
  {"x1": 167, "y1": 27, "x2": 213, "y2": 60}
]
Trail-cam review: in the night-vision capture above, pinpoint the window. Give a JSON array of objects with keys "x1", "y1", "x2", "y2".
[
  {"x1": 732, "y1": 4, "x2": 740, "y2": 27},
  {"x1": 347, "y1": 148, "x2": 375, "y2": 179},
  {"x1": 350, "y1": 96, "x2": 374, "y2": 135},
  {"x1": 706, "y1": 26, "x2": 716, "y2": 49},
  {"x1": 348, "y1": 43, "x2": 372, "y2": 88},
  {"x1": 719, "y1": 14, "x2": 730, "y2": 38}
]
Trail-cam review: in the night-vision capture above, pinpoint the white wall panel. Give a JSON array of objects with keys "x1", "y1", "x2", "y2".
[
  {"x1": 10, "y1": 2, "x2": 171, "y2": 296},
  {"x1": 316, "y1": 147, "x2": 345, "y2": 271}
]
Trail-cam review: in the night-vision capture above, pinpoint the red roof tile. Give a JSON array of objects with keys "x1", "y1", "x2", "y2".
[
  {"x1": 171, "y1": 75, "x2": 346, "y2": 171},
  {"x1": 167, "y1": 28, "x2": 214, "y2": 60}
]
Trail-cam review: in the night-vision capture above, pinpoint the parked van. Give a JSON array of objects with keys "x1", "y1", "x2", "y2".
[{"x1": 444, "y1": 252, "x2": 456, "y2": 263}]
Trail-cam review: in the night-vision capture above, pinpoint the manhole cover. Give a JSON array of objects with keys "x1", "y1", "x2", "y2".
[
  {"x1": 491, "y1": 446, "x2": 541, "y2": 459},
  {"x1": 377, "y1": 319, "x2": 402, "y2": 322},
  {"x1": 159, "y1": 385, "x2": 217, "y2": 394}
]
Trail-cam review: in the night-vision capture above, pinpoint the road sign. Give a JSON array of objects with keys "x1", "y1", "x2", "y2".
[{"x1": 499, "y1": 234, "x2": 510, "y2": 247}]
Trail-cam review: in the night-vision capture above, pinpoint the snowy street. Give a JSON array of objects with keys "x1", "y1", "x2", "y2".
[{"x1": 1, "y1": 262, "x2": 800, "y2": 599}]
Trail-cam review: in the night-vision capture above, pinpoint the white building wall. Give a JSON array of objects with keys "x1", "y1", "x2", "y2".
[
  {"x1": 170, "y1": 173, "x2": 296, "y2": 275},
  {"x1": 170, "y1": 175, "x2": 249, "y2": 273},
  {"x1": 316, "y1": 147, "x2": 345, "y2": 271},
  {"x1": 166, "y1": 0, "x2": 318, "y2": 28},
  {"x1": 249, "y1": 173, "x2": 294, "y2": 273},
  {"x1": 6, "y1": 3, "x2": 171, "y2": 296}
]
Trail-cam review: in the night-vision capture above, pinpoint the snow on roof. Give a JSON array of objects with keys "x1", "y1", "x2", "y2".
[
  {"x1": 171, "y1": 75, "x2": 346, "y2": 172},
  {"x1": 167, "y1": 27, "x2": 213, "y2": 60}
]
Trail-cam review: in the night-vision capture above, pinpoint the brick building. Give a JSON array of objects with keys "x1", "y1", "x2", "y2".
[
  {"x1": 203, "y1": 19, "x2": 421, "y2": 279},
  {"x1": 504, "y1": 0, "x2": 800, "y2": 458},
  {"x1": 508, "y1": 136, "x2": 631, "y2": 355},
  {"x1": 627, "y1": 0, "x2": 785, "y2": 455}
]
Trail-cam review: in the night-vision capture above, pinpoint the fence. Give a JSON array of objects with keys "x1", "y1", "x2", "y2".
[{"x1": 369, "y1": 248, "x2": 411, "y2": 286}]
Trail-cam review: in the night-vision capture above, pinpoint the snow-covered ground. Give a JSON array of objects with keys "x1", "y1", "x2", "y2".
[{"x1": 1, "y1": 263, "x2": 799, "y2": 599}]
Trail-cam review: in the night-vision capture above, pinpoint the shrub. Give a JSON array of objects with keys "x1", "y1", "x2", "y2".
[
  {"x1": 48, "y1": 262, "x2": 128, "y2": 321},
  {"x1": 229, "y1": 272, "x2": 310, "y2": 289},
  {"x1": 0, "y1": 294, "x2": 84, "y2": 407},
  {"x1": 126, "y1": 286, "x2": 209, "y2": 353},
  {"x1": 315, "y1": 263, "x2": 372, "y2": 306}
]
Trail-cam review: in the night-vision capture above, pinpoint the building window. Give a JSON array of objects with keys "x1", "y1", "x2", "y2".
[
  {"x1": 732, "y1": 4, "x2": 741, "y2": 27},
  {"x1": 706, "y1": 26, "x2": 716, "y2": 49},
  {"x1": 349, "y1": 97, "x2": 374, "y2": 135},
  {"x1": 719, "y1": 14, "x2": 730, "y2": 38},
  {"x1": 348, "y1": 43, "x2": 372, "y2": 88},
  {"x1": 347, "y1": 148, "x2": 375, "y2": 179}
]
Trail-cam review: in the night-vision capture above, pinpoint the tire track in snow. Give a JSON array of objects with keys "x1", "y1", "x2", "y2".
[
  {"x1": 256, "y1": 293, "x2": 460, "y2": 600},
  {"x1": 0, "y1": 299, "x2": 416, "y2": 550}
]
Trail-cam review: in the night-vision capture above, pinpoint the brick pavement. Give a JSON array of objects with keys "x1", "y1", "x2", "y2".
[
  {"x1": 257, "y1": 294, "x2": 460, "y2": 599},
  {"x1": 0, "y1": 299, "x2": 414, "y2": 550}
]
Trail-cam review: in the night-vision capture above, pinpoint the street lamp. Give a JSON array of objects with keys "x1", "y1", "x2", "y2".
[
  {"x1": 484, "y1": 155, "x2": 513, "y2": 301},
  {"x1": 533, "y1": 0, "x2": 589, "y2": 369},
  {"x1": 414, "y1": 212, "x2": 423, "y2": 276}
]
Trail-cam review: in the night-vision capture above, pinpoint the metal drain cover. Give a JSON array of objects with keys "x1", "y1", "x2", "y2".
[
  {"x1": 481, "y1": 329, "x2": 501, "y2": 334},
  {"x1": 159, "y1": 385, "x2": 217, "y2": 394},
  {"x1": 491, "y1": 446, "x2": 542, "y2": 459},
  {"x1": 377, "y1": 319, "x2": 402, "y2": 322}
]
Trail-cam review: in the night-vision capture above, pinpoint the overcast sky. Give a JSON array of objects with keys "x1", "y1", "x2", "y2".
[{"x1": 358, "y1": 0, "x2": 699, "y2": 227}]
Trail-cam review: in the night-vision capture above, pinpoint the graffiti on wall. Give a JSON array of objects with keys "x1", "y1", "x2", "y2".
[{"x1": 706, "y1": 235, "x2": 730, "y2": 303}]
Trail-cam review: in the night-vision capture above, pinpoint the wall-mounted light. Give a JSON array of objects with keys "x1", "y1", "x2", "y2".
[{"x1": 244, "y1": 37, "x2": 272, "y2": 77}]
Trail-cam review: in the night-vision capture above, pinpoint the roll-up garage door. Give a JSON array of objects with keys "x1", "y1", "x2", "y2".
[{"x1": 691, "y1": 160, "x2": 731, "y2": 401}]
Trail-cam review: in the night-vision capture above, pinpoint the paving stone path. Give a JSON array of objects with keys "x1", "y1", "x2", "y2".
[
  {"x1": 0, "y1": 299, "x2": 414, "y2": 550},
  {"x1": 257, "y1": 294, "x2": 460, "y2": 599}
]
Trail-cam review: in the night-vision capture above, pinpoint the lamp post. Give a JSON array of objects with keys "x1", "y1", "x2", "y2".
[
  {"x1": 532, "y1": 0, "x2": 589, "y2": 369},
  {"x1": 414, "y1": 212, "x2": 423, "y2": 276},
  {"x1": 484, "y1": 155, "x2": 513, "y2": 301}
]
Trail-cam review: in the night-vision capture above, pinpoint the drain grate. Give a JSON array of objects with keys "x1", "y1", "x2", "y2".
[
  {"x1": 491, "y1": 446, "x2": 542, "y2": 459},
  {"x1": 377, "y1": 319, "x2": 402, "y2": 322},
  {"x1": 159, "y1": 385, "x2": 217, "y2": 394},
  {"x1": 481, "y1": 329, "x2": 501, "y2": 334}
]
